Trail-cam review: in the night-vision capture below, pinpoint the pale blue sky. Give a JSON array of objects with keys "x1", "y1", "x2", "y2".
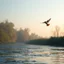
[{"x1": 0, "y1": 0, "x2": 64, "y2": 37}]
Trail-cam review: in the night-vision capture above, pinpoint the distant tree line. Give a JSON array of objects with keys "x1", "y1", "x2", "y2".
[
  {"x1": 0, "y1": 20, "x2": 16, "y2": 43},
  {"x1": 16, "y1": 28, "x2": 42, "y2": 42},
  {"x1": 27, "y1": 36, "x2": 64, "y2": 47},
  {"x1": 0, "y1": 20, "x2": 42, "y2": 43},
  {"x1": 52, "y1": 25, "x2": 64, "y2": 37}
]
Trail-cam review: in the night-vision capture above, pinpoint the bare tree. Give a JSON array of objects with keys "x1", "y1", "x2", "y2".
[{"x1": 52, "y1": 26, "x2": 60, "y2": 37}]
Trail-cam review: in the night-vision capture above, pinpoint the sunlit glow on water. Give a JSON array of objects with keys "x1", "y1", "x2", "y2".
[{"x1": 0, "y1": 43, "x2": 64, "y2": 64}]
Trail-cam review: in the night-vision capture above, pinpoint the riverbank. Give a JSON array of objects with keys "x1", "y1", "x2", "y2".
[{"x1": 27, "y1": 37, "x2": 64, "y2": 47}]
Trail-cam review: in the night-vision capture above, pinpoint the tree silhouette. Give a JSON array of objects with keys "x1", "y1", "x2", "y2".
[
  {"x1": 0, "y1": 20, "x2": 16, "y2": 42},
  {"x1": 52, "y1": 26, "x2": 60, "y2": 37}
]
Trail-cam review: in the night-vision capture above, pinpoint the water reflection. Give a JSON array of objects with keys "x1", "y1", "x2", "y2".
[
  {"x1": 50, "y1": 48, "x2": 64, "y2": 64},
  {"x1": 0, "y1": 43, "x2": 64, "y2": 64}
]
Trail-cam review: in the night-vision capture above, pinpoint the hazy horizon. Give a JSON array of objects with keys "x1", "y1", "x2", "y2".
[{"x1": 0, "y1": 0, "x2": 64, "y2": 37}]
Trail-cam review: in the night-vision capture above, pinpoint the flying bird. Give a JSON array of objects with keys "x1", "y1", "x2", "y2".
[{"x1": 42, "y1": 18, "x2": 51, "y2": 26}]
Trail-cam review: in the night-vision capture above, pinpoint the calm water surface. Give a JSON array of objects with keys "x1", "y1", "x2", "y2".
[{"x1": 0, "y1": 43, "x2": 64, "y2": 64}]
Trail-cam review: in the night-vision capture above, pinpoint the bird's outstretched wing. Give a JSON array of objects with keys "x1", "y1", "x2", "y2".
[
  {"x1": 46, "y1": 18, "x2": 51, "y2": 23},
  {"x1": 43, "y1": 18, "x2": 51, "y2": 24}
]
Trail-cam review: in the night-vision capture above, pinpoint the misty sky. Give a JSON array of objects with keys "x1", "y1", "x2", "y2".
[{"x1": 0, "y1": 0, "x2": 64, "y2": 37}]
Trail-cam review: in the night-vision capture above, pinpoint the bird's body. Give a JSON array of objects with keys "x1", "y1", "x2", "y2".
[
  {"x1": 46, "y1": 24, "x2": 50, "y2": 26},
  {"x1": 42, "y1": 18, "x2": 51, "y2": 26}
]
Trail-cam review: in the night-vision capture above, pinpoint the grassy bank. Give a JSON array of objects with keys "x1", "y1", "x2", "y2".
[{"x1": 27, "y1": 37, "x2": 64, "y2": 47}]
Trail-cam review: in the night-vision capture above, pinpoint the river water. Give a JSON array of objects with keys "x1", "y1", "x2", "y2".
[{"x1": 0, "y1": 43, "x2": 64, "y2": 64}]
